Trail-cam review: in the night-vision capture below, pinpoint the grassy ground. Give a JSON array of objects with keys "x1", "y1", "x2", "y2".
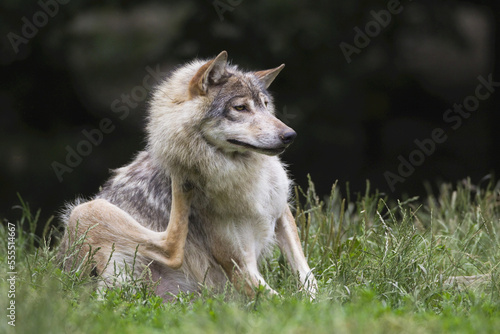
[{"x1": 1, "y1": 178, "x2": 500, "y2": 333}]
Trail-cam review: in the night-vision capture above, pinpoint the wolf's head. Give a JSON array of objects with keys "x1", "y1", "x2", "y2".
[
  {"x1": 190, "y1": 51, "x2": 295, "y2": 156},
  {"x1": 148, "y1": 51, "x2": 294, "y2": 177}
]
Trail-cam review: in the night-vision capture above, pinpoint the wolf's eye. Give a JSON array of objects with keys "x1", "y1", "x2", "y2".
[
  {"x1": 233, "y1": 105, "x2": 247, "y2": 111},
  {"x1": 264, "y1": 101, "x2": 269, "y2": 108}
]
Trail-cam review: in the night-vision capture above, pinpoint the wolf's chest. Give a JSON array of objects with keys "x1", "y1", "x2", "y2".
[
  {"x1": 207, "y1": 211, "x2": 278, "y2": 260},
  {"x1": 198, "y1": 169, "x2": 288, "y2": 223},
  {"x1": 196, "y1": 176, "x2": 287, "y2": 255}
]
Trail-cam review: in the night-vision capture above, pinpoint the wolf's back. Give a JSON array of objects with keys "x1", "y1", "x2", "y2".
[{"x1": 96, "y1": 151, "x2": 174, "y2": 232}]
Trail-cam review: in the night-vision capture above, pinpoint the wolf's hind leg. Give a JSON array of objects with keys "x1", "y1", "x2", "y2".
[{"x1": 65, "y1": 178, "x2": 192, "y2": 274}]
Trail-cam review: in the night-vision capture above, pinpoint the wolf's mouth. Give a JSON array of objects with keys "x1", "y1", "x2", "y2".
[{"x1": 227, "y1": 139, "x2": 286, "y2": 155}]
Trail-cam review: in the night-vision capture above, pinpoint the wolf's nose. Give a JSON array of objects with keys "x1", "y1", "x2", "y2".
[{"x1": 280, "y1": 130, "x2": 297, "y2": 145}]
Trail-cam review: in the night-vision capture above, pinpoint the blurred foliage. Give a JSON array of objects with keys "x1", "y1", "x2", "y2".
[{"x1": 0, "y1": 0, "x2": 499, "y2": 225}]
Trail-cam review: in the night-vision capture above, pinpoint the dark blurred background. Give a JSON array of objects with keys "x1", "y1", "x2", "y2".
[{"x1": 1, "y1": 0, "x2": 499, "y2": 226}]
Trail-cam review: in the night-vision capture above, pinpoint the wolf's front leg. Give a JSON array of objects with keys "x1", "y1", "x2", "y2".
[
  {"x1": 276, "y1": 206, "x2": 318, "y2": 298},
  {"x1": 230, "y1": 258, "x2": 278, "y2": 298},
  {"x1": 211, "y1": 243, "x2": 277, "y2": 298}
]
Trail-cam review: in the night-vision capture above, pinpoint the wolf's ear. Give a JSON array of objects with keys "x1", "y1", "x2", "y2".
[
  {"x1": 254, "y1": 64, "x2": 285, "y2": 89},
  {"x1": 189, "y1": 51, "x2": 228, "y2": 97}
]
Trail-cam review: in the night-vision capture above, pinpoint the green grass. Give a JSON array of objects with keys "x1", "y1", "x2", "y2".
[{"x1": 1, "y1": 178, "x2": 500, "y2": 333}]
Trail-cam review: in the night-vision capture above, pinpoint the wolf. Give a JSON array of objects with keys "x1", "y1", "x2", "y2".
[{"x1": 58, "y1": 51, "x2": 317, "y2": 300}]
